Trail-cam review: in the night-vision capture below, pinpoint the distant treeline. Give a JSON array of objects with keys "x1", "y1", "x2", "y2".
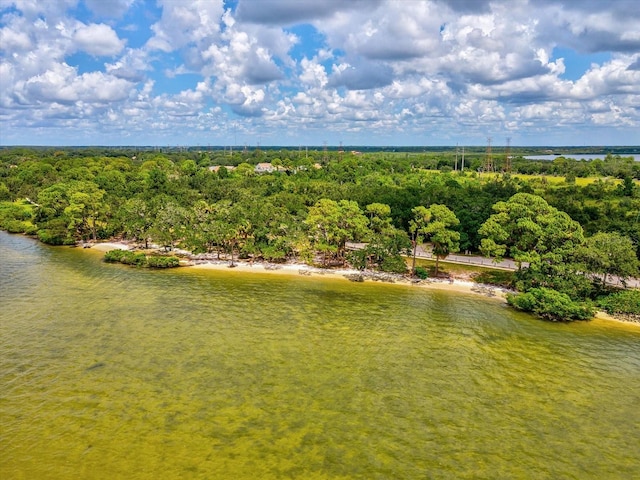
[
  {"x1": 2, "y1": 145, "x2": 639, "y2": 156},
  {"x1": 2, "y1": 146, "x2": 638, "y2": 179}
]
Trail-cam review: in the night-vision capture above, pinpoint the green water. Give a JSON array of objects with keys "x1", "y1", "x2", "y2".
[{"x1": 1, "y1": 232, "x2": 639, "y2": 479}]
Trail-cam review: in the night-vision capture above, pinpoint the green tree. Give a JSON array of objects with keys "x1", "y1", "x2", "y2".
[
  {"x1": 119, "y1": 197, "x2": 153, "y2": 248},
  {"x1": 36, "y1": 183, "x2": 70, "y2": 222},
  {"x1": 150, "y1": 200, "x2": 189, "y2": 251},
  {"x1": 64, "y1": 181, "x2": 108, "y2": 241},
  {"x1": 479, "y1": 193, "x2": 584, "y2": 267},
  {"x1": 425, "y1": 204, "x2": 460, "y2": 276},
  {"x1": 411, "y1": 204, "x2": 460, "y2": 276},
  {"x1": 206, "y1": 200, "x2": 248, "y2": 266},
  {"x1": 579, "y1": 232, "x2": 639, "y2": 288},
  {"x1": 185, "y1": 200, "x2": 216, "y2": 253},
  {"x1": 409, "y1": 205, "x2": 430, "y2": 275},
  {"x1": 305, "y1": 199, "x2": 370, "y2": 266},
  {"x1": 366, "y1": 203, "x2": 393, "y2": 235},
  {"x1": 144, "y1": 168, "x2": 170, "y2": 196},
  {"x1": 479, "y1": 193, "x2": 588, "y2": 298},
  {"x1": 358, "y1": 203, "x2": 411, "y2": 272},
  {"x1": 235, "y1": 163, "x2": 255, "y2": 177}
]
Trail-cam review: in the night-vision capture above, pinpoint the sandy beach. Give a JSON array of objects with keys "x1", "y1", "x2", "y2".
[
  {"x1": 189, "y1": 259, "x2": 506, "y2": 296},
  {"x1": 89, "y1": 240, "x2": 512, "y2": 301},
  {"x1": 90, "y1": 242, "x2": 132, "y2": 252}
]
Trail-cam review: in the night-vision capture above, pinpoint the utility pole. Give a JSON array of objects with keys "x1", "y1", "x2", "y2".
[
  {"x1": 505, "y1": 137, "x2": 512, "y2": 173},
  {"x1": 455, "y1": 143, "x2": 459, "y2": 171}
]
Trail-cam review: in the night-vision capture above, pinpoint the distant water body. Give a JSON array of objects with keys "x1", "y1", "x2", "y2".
[
  {"x1": 1, "y1": 231, "x2": 640, "y2": 479},
  {"x1": 525, "y1": 154, "x2": 640, "y2": 161}
]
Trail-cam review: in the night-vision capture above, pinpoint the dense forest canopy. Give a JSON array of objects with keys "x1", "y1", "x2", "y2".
[{"x1": 1, "y1": 147, "x2": 638, "y2": 321}]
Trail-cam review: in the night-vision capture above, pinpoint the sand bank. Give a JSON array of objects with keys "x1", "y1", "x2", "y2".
[{"x1": 90, "y1": 242, "x2": 131, "y2": 252}]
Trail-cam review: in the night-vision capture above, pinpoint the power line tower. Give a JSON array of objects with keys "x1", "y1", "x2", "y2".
[
  {"x1": 338, "y1": 141, "x2": 344, "y2": 161},
  {"x1": 455, "y1": 143, "x2": 459, "y2": 171},
  {"x1": 505, "y1": 137, "x2": 512, "y2": 173},
  {"x1": 322, "y1": 141, "x2": 328, "y2": 163},
  {"x1": 485, "y1": 137, "x2": 493, "y2": 172}
]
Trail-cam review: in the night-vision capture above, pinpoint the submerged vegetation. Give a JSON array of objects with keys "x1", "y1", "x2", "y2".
[{"x1": 1, "y1": 146, "x2": 638, "y2": 321}]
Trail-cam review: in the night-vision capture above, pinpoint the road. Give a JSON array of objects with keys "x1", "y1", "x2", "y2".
[
  {"x1": 345, "y1": 242, "x2": 640, "y2": 288},
  {"x1": 411, "y1": 244, "x2": 522, "y2": 270},
  {"x1": 346, "y1": 242, "x2": 522, "y2": 270}
]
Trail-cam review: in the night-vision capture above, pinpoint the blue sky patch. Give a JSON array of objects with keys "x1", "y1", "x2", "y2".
[{"x1": 552, "y1": 47, "x2": 612, "y2": 81}]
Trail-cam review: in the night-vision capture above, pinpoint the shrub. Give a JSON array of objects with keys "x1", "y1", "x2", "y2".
[
  {"x1": 598, "y1": 290, "x2": 640, "y2": 316},
  {"x1": 119, "y1": 251, "x2": 147, "y2": 266},
  {"x1": 104, "y1": 249, "x2": 146, "y2": 266},
  {"x1": 104, "y1": 250, "x2": 180, "y2": 268},
  {"x1": 414, "y1": 266, "x2": 429, "y2": 279},
  {"x1": 36, "y1": 218, "x2": 74, "y2": 245},
  {"x1": 104, "y1": 249, "x2": 128, "y2": 262},
  {"x1": 261, "y1": 245, "x2": 287, "y2": 263},
  {"x1": 346, "y1": 249, "x2": 368, "y2": 271},
  {"x1": 2, "y1": 219, "x2": 35, "y2": 234},
  {"x1": 380, "y1": 255, "x2": 408, "y2": 274},
  {"x1": 0, "y1": 202, "x2": 35, "y2": 234},
  {"x1": 37, "y1": 228, "x2": 68, "y2": 245},
  {"x1": 515, "y1": 264, "x2": 593, "y2": 301},
  {"x1": 507, "y1": 287, "x2": 595, "y2": 322},
  {"x1": 146, "y1": 255, "x2": 180, "y2": 268},
  {"x1": 0, "y1": 183, "x2": 10, "y2": 201},
  {"x1": 22, "y1": 222, "x2": 37, "y2": 235}
]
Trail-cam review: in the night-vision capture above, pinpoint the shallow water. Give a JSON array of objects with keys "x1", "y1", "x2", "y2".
[{"x1": 1, "y1": 231, "x2": 639, "y2": 479}]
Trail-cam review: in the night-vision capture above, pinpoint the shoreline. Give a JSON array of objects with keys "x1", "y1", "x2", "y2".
[
  {"x1": 89, "y1": 240, "x2": 639, "y2": 327},
  {"x1": 90, "y1": 240, "x2": 511, "y2": 300},
  {"x1": 189, "y1": 259, "x2": 510, "y2": 299}
]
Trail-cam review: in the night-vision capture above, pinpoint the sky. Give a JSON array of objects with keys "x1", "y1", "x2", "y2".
[{"x1": 1, "y1": 0, "x2": 639, "y2": 147}]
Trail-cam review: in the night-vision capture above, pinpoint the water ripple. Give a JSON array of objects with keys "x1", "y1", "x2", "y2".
[{"x1": 1, "y1": 231, "x2": 640, "y2": 479}]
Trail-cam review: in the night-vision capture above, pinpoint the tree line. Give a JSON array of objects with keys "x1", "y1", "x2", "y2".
[{"x1": 1, "y1": 148, "x2": 639, "y2": 321}]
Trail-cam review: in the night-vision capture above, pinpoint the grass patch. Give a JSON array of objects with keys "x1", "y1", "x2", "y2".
[
  {"x1": 412, "y1": 257, "x2": 509, "y2": 277},
  {"x1": 473, "y1": 270, "x2": 515, "y2": 287}
]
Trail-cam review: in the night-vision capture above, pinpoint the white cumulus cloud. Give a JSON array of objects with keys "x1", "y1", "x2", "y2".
[{"x1": 74, "y1": 23, "x2": 125, "y2": 56}]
